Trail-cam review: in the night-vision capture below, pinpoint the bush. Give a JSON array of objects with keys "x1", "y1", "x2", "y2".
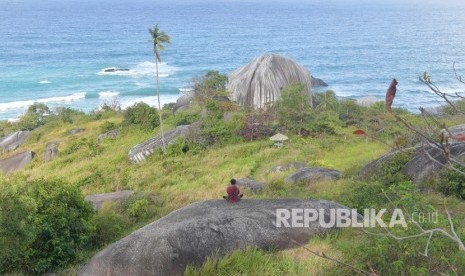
[
  {"x1": 437, "y1": 169, "x2": 465, "y2": 199},
  {"x1": 192, "y1": 70, "x2": 228, "y2": 102},
  {"x1": 92, "y1": 202, "x2": 130, "y2": 246},
  {"x1": 239, "y1": 113, "x2": 274, "y2": 141},
  {"x1": 0, "y1": 178, "x2": 94, "y2": 274},
  {"x1": 17, "y1": 103, "x2": 50, "y2": 130},
  {"x1": 99, "y1": 121, "x2": 117, "y2": 134},
  {"x1": 174, "y1": 111, "x2": 200, "y2": 126},
  {"x1": 123, "y1": 102, "x2": 160, "y2": 131}
]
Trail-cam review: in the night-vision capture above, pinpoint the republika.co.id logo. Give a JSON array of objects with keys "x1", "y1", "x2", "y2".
[{"x1": 274, "y1": 208, "x2": 438, "y2": 228}]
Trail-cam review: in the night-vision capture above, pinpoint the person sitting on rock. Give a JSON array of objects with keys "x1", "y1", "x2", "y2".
[{"x1": 223, "y1": 179, "x2": 243, "y2": 202}]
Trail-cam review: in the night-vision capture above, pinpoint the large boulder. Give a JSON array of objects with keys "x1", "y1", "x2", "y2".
[
  {"x1": 0, "y1": 151, "x2": 35, "y2": 174},
  {"x1": 97, "y1": 129, "x2": 119, "y2": 142},
  {"x1": 311, "y1": 76, "x2": 328, "y2": 88},
  {"x1": 85, "y1": 190, "x2": 135, "y2": 210},
  {"x1": 43, "y1": 142, "x2": 59, "y2": 162},
  {"x1": 285, "y1": 167, "x2": 342, "y2": 184},
  {"x1": 128, "y1": 125, "x2": 190, "y2": 163},
  {"x1": 79, "y1": 199, "x2": 357, "y2": 276},
  {"x1": 69, "y1": 128, "x2": 85, "y2": 135},
  {"x1": 269, "y1": 162, "x2": 306, "y2": 173},
  {"x1": 173, "y1": 92, "x2": 194, "y2": 114},
  {"x1": 235, "y1": 178, "x2": 265, "y2": 193},
  {"x1": 228, "y1": 54, "x2": 313, "y2": 110},
  {"x1": 0, "y1": 131, "x2": 30, "y2": 152},
  {"x1": 403, "y1": 144, "x2": 465, "y2": 184},
  {"x1": 358, "y1": 143, "x2": 465, "y2": 184}
]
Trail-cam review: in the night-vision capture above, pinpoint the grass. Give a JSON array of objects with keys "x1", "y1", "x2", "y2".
[{"x1": 2, "y1": 105, "x2": 465, "y2": 275}]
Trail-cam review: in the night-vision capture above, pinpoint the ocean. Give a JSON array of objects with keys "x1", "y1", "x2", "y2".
[{"x1": 1, "y1": 0, "x2": 465, "y2": 121}]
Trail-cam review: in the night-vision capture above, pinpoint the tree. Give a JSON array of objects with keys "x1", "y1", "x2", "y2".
[
  {"x1": 0, "y1": 178, "x2": 94, "y2": 274},
  {"x1": 192, "y1": 70, "x2": 229, "y2": 102},
  {"x1": 123, "y1": 102, "x2": 160, "y2": 131},
  {"x1": 276, "y1": 83, "x2": 316, "y2": 135},
  {"x1": 149, "y1": 24, "x2": 171, "y2": 154},
  {"x1": 18, "y1": 103, "x2": 50, "y2": 130}
]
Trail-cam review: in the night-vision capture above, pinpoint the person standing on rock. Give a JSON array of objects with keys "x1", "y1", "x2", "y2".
[{"x1": 223, "y1": 179, "x2": 243, "y2": 202}]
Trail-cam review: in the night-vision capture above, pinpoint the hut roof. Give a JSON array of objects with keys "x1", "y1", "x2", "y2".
[
  {"x1": 270, "y1": 133, "x2": 289, "y2": 142},
  {"x1": 228, "y1": 54, "x2": 313, "y2": 110}
]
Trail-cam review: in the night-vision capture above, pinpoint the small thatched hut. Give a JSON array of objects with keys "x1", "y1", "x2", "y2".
[{"x1": 228, "y1": 54, "x2": 313, "y2": 110}]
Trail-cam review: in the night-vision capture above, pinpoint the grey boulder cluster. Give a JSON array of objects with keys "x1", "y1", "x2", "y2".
[{"x1": 0, "y1": 131, "x2": 34, "y2": 174}]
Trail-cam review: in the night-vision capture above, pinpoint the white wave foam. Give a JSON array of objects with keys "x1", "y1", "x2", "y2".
[
  {"x1": 0, "y1": 92, "x2": 86, "y2": 112},
  {"x1": 99, "y1": 91, "x2": 120, "y2": 98},
  {"x1": 97, "y1": 61, "x2": 177, "y2": 77},
  {"x1": 121, "y1": 94, "x2": 180, "y2": 110},
  {"x1": 179, "y1": 87, "x2": 194, "y2": 93},
  {"x1": 38, "y1": 80, "x2": 52, "y2": 84}
]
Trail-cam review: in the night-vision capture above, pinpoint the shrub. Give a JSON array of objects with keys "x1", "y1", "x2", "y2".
[
  {"x1": 92, "y1": 202, "x2": 130, "y2": 246},
  {"x1": 174, "y1": 111, "x2": 200, "y2": 126},
  {"x1": 276, "y1": 83, "x2": 312, "y2": 135},
  {"x1": 17, "y1": 103, "x2": 50, "y2": 130},
  {"x1": 437, "y1": 169, "x2": 465, "y2": 199},
  {"x1": 123, "y1": 102, "x2": 160, "y2": 131},
  {"x1": 192, "y1": 70, "x2": 228, "y2": 102},
  {"x1": 99, "y1": 121, "x2": 117, "y2": 134},
  {"x1": 0, "y1": 178, "x2": 94, "y2": 274},
  {"x1": 239, "y1": 113, "x2": 274, "y2": 141}
]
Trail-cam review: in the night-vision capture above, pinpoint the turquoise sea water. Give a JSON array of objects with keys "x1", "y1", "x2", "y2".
[{"x1": 1, "y1": 0, "x2": 465, "y2": 120}]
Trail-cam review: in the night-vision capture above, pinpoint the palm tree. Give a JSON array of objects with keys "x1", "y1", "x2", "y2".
[{"x1": 149, "y1": 24, "x2": 171, "y2": 154}]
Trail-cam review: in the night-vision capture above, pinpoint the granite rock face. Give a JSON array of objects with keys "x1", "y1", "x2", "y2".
[
  {"x1": 79, "y1": 199, "x2": 357, "y2": 276},
  {"x1": 69, "y1": 128, "x2": 85, "y2": 135},
  {"x1": 0, "y1": 131, "x2": 30, "y2": 152},
  {"x1": 235, "y1": 178, "x2": 265, "y2": 192},
  {"x1": 311, "y1": 76, "x2": 328, "y2": 87},
  {"x1": 269, "y1": 162, "x2": 307, "y2": 173},
  {"x1": 358, "y1": 143, "x2": 465, "y2": 184},
  {"x1": 128, "y1": 125, "x2": 190, "y2": 163},
  {"x1": 85, "y1": 190, "x2": 135, "y2": 210},
  {"x1": 173, "y1": 92, "x2": 194, "y2": 114},
  {"x1": 0, "y1": 151, "x2": 35, "y2": 174},
  {"x1": 43, "y1": 142, "x2": 59, "y2": 162},
  {"x1": 229, "y1": 54, "x2": 313, "y2": 110},
  {"x1": 285, "y1": 167, "x2": 342, "y2": 184},
  {"x1": 97, "y1": 129, "x2": 119, "y2": 142}
]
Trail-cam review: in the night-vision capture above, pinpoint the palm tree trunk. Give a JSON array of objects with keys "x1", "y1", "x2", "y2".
[{"x1": 155, "y1": 59, "x2": 167, "y2": 154}]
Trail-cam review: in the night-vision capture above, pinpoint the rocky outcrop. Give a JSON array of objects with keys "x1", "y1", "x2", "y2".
[
  {"x1": 43, "y1": 142, "x2": 59, "y2": 162},
  {"x1": 0, "y1": 131, "x2": 30, "y2": 152},
  {"x1": 97, "y1": 129, "x2": 119, "y2": 142},
  {"x1": 0, "y1": 151, "x2": 35, "y2": 174},
  {"x1": 285, "y1": 167, "x2": 342, "y2": 184},
  {"x1": 85, "y1": 191, "x2": 135, "y2": 210},
  {"x1": 311, "y1": 76, "x2": 328, "y2": 87},
  {"x1": 403, "y1": 144, "x2": 465, "y2": 184},
  {"x1": 269, "y1": 162, "x2": 306, "y2": 173},
  {"x1": 128, "y1": 125, "x2": 190, "y2": 163},
  {"x1": 104, "y1": 68, "x2": 129, "y2": 73},
  {"x1": 173, "y1": 92, "x2": 194, "y2": 114},
  {"x1": 228, "y1": 54, "x2": 313, "y2": 110},
  {"x1": 79, "y1": 199, "x2": 357, "y2": 276},
  {"x1": 235, "y1": 178, "x2": 265, "y2": 192},
  {"x1": 69, "y1": 128, "x2": 85, "y2": 135},
  {"x1": 358, "y1": 143, "x2": 465, "y2": 184}
]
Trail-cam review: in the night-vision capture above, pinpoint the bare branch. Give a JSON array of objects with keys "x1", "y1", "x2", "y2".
[
  {"x1": 290, "y1": 239, "x2": 372, "y2": 275},
  {"x1": 453, "y1": 62, "x2": 465, "y2": 86}
]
